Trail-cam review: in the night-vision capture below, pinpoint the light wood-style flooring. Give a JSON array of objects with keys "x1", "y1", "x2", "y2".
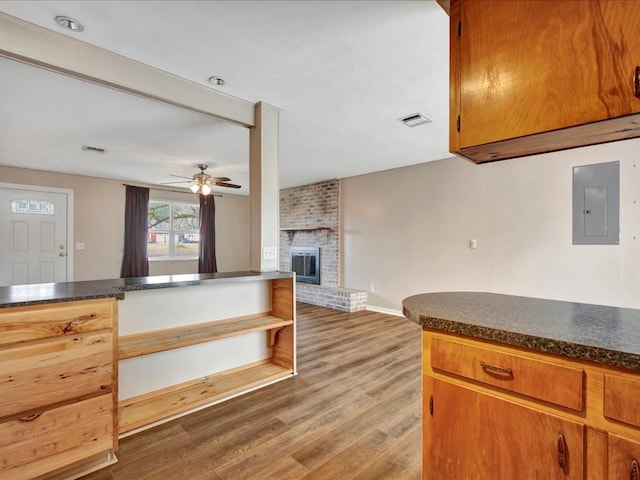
[{"x1": 84, "y1": 302, "x2": 422, "y2": 480}]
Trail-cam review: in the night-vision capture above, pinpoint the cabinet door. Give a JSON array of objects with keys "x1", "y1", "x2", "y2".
[
  {"x1": 453, "y1": 0, "x2": 640, "y2": 149},
  {"x1": 428, "y1": 379, "x2": 584, "y2": 479},
  {"x1": 609, "y1": 434, "x2": 640, "y2": 480}
]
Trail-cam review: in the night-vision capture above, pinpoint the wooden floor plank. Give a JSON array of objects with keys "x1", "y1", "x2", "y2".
[{"x1": 82, "y1": 302, "x2": 422, "y2": 480}]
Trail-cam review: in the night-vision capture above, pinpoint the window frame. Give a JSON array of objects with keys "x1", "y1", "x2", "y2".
[{"x1": 147, "y1": 200, "x2": 200, "y2": 260}]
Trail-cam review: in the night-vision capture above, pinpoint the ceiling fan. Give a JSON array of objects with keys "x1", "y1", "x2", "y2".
[{"x1": 162, "y1": 164, "x2": 241, "y2": 195}]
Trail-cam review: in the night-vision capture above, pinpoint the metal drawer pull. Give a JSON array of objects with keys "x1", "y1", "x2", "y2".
[
  {"x1": 631, "y1": 458, "x2": 639, "y2": 480},
  {"x1": 558, "y1": 434, "x2": 567, "y2": 470},
  {"x1": 480, "y1": 361, "x2": 513, "y2": 375},
  {"x1": 19, "y1": 413, "x2": 42, "y2": 422}
]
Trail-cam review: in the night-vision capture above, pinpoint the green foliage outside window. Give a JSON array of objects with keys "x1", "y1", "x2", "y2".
[{"x1": 148, "y1": 201, "x2": 200, "y2": 258}]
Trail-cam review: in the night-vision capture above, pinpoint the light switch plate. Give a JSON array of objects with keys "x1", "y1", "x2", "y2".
[{"x1": 263, "y1": 246, "x2": 278, "y2": 260}]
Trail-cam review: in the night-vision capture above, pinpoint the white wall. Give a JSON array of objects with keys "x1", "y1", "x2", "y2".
[{"x1": 342, "y1": 137, "x2": 640, "y2": 312}]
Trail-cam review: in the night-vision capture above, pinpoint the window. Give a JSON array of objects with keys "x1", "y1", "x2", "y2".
[
  {"x1": 10, "y1": 199, "x2": 55, "y2": 215},
  {"x1": 148, "y1": 201, "x2": 200, "y2": 258}
]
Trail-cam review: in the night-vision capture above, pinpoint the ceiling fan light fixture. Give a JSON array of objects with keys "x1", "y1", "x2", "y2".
[
  {"x1": 201, "y1": 184, "x2": 212, "y2": 195},
  {"x1": 55, "y1": 15, "x2": 84, "y2": 32},
  {"x1": 190, "y1": 184, "x2": 199, "y2": 193}
]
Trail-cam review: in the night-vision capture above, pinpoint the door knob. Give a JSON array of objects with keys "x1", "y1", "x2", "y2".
[{"x1": 59, "y1": 252, "x2": 67, "y2": 257}]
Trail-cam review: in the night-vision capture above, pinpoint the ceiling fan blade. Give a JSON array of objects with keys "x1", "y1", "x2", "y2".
[
  {"x1": 210, "y1": 176, "x2": 231, "y2": 182},
  {"x1": 170, "y1": 174, "x2": 193, "y2": 180},
  {"x1": 215, "y1": 181, "x2": 242, "y2": 189}
]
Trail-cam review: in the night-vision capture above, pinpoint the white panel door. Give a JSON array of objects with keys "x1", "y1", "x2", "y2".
[{"x1": 0, "y1": 188, "x2": 68, "y2": 286}]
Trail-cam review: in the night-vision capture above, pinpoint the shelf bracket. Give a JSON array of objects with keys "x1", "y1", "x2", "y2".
[{"x1": 267, "y1": 327, "x2": 285, "y2": 347}]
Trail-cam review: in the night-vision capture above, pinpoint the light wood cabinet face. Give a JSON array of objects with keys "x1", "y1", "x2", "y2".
[
  {"x1": 450, "y1": 0, "x2": 640, "y2": 158},
  {"x1": 429, "y1": 379, "x2": 585, "y2": 480},
  {"x1": 0, "y1": 331, "x2": 113, "y2": 418},
  {"x1": 0, "y1": 299, "x2": 114, "y2": 346},
  {"x1": 0, "y1": 298, "x2": 117, "y2": 480},
  {"x1": 0, "y1": 394, "x2": 113, "y2": 480}
]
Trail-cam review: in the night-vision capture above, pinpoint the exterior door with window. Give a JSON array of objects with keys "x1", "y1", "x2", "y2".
[{"x1": 0, "y1": 187, "x2": 69, "y2": 286}]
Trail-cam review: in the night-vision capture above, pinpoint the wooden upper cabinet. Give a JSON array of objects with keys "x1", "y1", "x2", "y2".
[{"x1": 450, "y1": 0, "x2": 640, "y2": 162}]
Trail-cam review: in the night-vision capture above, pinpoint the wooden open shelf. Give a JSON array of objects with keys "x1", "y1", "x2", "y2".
[
  {"x1": 118, "y1": 361, "x2": 292, "y2": 434},
  {"x1": 118, "y1": 313, "x2": 293, "y2": 360},
  {"x1": 117, "y1": 277, "x2": 296, "y2": 435}
]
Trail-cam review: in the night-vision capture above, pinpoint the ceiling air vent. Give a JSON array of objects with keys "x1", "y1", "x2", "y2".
[
  {"x1": 82, "y1": 145, "x2": 106, "y2": 154},
  {"x1": 398, "y1": 112, "x2": 432, "y2": 127}
]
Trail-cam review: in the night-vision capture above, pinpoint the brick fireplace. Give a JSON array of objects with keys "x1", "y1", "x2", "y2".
[{"x1": 280, "y1": 179, "x2": 366, "y2": 312}]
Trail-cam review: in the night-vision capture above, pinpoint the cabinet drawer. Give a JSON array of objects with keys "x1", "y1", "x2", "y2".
[
  {"x1": 0, "y1": 331, "x2": 113, "y2": 418},
  {"x1": 604, "y1": 374, "x2": 640, "y2": 428},
  {"x1": 0, "y1": 394, "x2": 113, "y2": 480},
  {"x1": 0, "y1": 299, "x2": 115, "y2": 347},
  {"x1": 431, "y1": 337, "x2": 584, "y2": 410}
]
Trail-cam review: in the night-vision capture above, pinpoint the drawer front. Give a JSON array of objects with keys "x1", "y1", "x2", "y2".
[
  {"x1": 431, "y1": 336, "x2": 584, "y2": 410},
  {"x1": 0, "y1": 299, "x2": 115, "y2": 346},
  {"x1": 604, "y1": 374, "x2": 640, "y2": 428},
  {"x1": 0, "y1": 394, "x2": 113, "y2": 480},
  {"x1": 0, "y1": 331, "x2": 113, "y2": 418}
]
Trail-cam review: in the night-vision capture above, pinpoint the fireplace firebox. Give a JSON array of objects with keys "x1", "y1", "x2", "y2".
[{"x1": 290, "y1": 247, "x2": 320, "y2": 284}]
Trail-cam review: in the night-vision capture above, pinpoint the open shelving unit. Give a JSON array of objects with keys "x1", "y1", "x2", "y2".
[{"x1": 117, "y1": 276, "x2": 295, "y2": 435}]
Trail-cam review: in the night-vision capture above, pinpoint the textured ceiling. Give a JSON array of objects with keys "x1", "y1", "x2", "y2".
[{"x1": 0, "y1": 1, "x2": 450, "y2": 195}]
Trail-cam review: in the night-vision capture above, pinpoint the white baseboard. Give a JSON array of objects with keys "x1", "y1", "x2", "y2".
[{"x1": 365, "y1": 305, "x2": 404, "y2": 317}]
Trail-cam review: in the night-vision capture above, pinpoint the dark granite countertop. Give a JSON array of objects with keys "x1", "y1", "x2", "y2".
[
  {"x1": 403, "y1": 292, "x2": 640, "y2": 372},
  {"x1": 0, "y1": 271, "x2": 293, "y2": 308}
]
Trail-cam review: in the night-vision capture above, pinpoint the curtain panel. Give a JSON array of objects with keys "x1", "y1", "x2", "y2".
[
  {"x1": 120, "y1": 185, "x2": 150, "y2": 278},
  {"x1": 199, "y1": 195, "x2": 217, "y2": 273}
]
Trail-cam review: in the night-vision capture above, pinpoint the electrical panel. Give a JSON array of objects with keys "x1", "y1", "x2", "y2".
[{"x1": 572, "y1": 161, "x2": 619, "y2": 245}]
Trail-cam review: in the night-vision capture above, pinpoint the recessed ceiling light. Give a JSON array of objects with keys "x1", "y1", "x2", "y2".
[
  {"x1": 208, "y1": 76, "x2": 226, "y2": 86},
  {"x1": 398, "y1": 112, "x2": 433, "y2": 127},
  {"x1": 54, "y1": 15, "x2": 84, "y2": 32}
]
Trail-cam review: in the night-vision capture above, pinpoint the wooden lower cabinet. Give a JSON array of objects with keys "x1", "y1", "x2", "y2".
[
  {"x1": 0, "y1": 395, "x2": 113, "y2": 480},
  {"x1": 430, "y1": 379, "x2": 584, "y2": 479},
  {"x1": 0, "y1": 298, "x2": 118, "y2": 480},
  {"x1": 423, "y1": 330, "x2": 640, "y2": 480},
  {"x1": 609, "y1": 434, "x2": 640, "y2": 480}
]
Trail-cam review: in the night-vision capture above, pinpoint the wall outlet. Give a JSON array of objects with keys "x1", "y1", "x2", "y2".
[
  {"x1": 263, "y1": 246, "x2": 277, "y2": 260},
  {"x1": 369, "y1": 284, "x2": 375, "y2": 293},
  {"x1": 76, "y1": 242, "x2": 85, "y2": 250}
]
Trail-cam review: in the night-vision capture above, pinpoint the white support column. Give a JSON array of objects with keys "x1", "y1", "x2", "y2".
[{"x1": 249, "y1": 102, "x2": 280, "y2": 272}]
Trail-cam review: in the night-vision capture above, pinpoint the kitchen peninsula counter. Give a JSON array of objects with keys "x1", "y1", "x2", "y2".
[
  {"x1": 404, "y1": 291, "x2": 640, "y2": 479},
  {"x1": 0, "y1": 270, "x2": 293, "y2": 308},
  {"x1": 403, "y1": 291, "x2": 640, "y2": 371},
  {"x1": 0, "y1": 271, "x2": 295, "y2": 480}
]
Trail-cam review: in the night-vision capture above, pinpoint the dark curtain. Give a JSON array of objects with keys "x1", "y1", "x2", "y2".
[
  {"x1": 120, "y1": 185, "x2": 150, "y2": 278},
  {"x1": 199, "y1": 195, "x2": 218, "y2": 273}
]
